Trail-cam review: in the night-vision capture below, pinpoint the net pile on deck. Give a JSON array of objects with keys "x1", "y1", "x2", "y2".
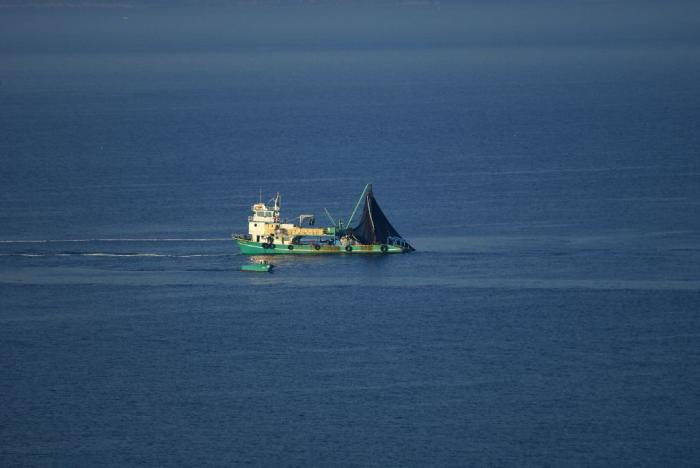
[{"x1": 350, "y1": 185, "x2": 415, "y2": 251}]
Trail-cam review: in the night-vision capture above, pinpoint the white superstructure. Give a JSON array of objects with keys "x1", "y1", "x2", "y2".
[{"x1": 246, "y1": 193, "x2": 330, "y2": 245}]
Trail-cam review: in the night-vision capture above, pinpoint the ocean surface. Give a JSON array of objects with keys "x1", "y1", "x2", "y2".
[{"x1": 1, "y1": 2, "x2": 700, "y2": 466}]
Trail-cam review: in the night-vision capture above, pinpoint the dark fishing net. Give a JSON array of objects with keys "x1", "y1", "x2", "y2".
[{"x1": 351, "y1": 186, "x2": 414, "y2": 250}]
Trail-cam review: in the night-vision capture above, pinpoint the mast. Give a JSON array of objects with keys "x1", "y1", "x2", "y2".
[
  {"x1": 273, "y1": 192, "x2": 281, "y2": 211},
  {"x1": 346, "y1": 183, "x2": 370, "y2": 228},
  {"x1": 323, "y1": 207, "x2": 336, "y2": 227}
]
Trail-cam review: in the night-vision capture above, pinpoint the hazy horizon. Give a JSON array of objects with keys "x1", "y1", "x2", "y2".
[{"x1": 2, "y1": 0, "x2": 699, "y2": 54}]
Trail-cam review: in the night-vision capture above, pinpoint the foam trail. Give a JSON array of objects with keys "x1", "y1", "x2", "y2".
[
  {"x1": 80, "y1": 253, "x2": 231, "y2": 257},
  {"x1": 0, "y1": 252, "x2": 232, "y2": 258},
  {"x1": 0, "y1": 238, "x2": 229, "y2": 244},
  {"x1": 83, "y1": 253, "x2": 164, "y2": 257}
]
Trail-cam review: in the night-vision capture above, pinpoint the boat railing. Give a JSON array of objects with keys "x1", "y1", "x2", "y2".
[{"x1": 248, "y1": 215, "x2": 278, "y2": 222}]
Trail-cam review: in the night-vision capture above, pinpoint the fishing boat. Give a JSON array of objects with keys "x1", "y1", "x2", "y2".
[{"x1": 232, "y1": 184, "x2": 414, "y2": 255}]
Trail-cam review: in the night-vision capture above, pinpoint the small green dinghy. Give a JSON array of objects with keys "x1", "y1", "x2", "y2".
[{"x1": 241, "y1": 260, "x2": 273, "y2": 273}]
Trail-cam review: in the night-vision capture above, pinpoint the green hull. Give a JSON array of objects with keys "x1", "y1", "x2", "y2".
[
  {"x1": 235, "y1": 238, "x2": 406, "y2": 255},
  {"x1": 241, "y1": 263, "x2": 273, "y2": 272}
]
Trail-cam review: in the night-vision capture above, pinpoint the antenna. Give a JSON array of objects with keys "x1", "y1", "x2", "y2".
[{"x1": 259, "y1": 188, "x2": 262, "y2": 203}]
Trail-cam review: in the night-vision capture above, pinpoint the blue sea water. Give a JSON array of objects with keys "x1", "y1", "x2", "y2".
[{"x1": 1, "y1": 2, "x2": 700, "y2": 466}]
